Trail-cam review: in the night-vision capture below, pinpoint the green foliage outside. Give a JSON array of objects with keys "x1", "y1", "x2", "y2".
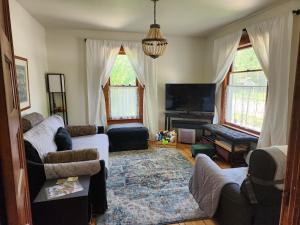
[
  {"x1": 110, "y1": 55, "x2": 137, "y2": 86},
  {"x1": 226, "y1": 48, "x2": 268, "y2": 131},
  {"x1": 233, "y1": 47, "x2": 262, "y2": 71}
]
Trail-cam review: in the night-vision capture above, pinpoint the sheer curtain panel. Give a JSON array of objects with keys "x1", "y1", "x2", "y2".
[
  {"x1": 86, "y1": 39, "x2": 122, "y2": 126},
  {"x1": 247, "y1": 13, "x2": 293, "y2": 147},
  {"x1": 109, "y1": 87, "x2": 138, "y2": 119},
  {"x1": 212, "y1": 31, "x2": 242, "y2": 122},
  {"x1": 123, "y1": 41, "x2": 158, "y2": 138}
]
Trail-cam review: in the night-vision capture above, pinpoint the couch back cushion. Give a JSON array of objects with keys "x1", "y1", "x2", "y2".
[{"x1": 23, "y1": 115, "x2": 65, "y2": 162}]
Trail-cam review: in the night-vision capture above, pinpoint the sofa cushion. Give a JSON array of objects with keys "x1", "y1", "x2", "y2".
[
  {"x1": 44, "y1": 160, "x2": 101, "y2": 180},
  {"x1": 72, "y1": 134, "x2": 109, "y2": 169},
  {"x1": 23, "y1": 115, "x2": 65, "y2": 162},
  {"x1": 55, "y1": 127, "x2": 72, "y2": 151},
  {"x1": 45, "y1": 148, "x2": 99, "y2": 164},
  {"x1": 66, "y1": 125, "x2": 97, "y2": 137}
]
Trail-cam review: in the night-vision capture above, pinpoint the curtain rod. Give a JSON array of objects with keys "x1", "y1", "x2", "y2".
[{"x1": 293, "y1": 9, "x2": 300, "y2": 15}]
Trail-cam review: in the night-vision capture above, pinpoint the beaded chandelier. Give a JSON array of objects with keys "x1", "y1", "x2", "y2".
[{"x1": 142, "y1": 0, "x2": 168, "y2": 59}]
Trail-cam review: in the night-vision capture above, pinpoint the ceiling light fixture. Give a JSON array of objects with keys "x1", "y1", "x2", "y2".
[{"x1": 142, "y1": 0, "x2": 168, "y2": 59}]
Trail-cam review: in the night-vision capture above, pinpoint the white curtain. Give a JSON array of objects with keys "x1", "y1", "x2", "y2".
[
  {"x1": 86, "y1": 39, "x2": 122, "y2": 125},
  {"x1": 247, "y1": 13, "x2": 293, "y2": 147},
  {"x1": 123, "y1": 41, "x2": 158, "y2": 138},
  {"x1": 109, "y1": 87, "x2": 138, "y2": 119},
  {"x1": 212, "y1": 31, "x2": 243, "y2": 122}
]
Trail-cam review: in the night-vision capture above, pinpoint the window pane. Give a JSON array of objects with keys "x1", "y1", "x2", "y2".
[
  {"x1": 230, "y1": 71, "x2": 267, "y2": 86},
  {"x1": 109, "y1": 87, "x2": 138, "y2": 119},
  {"x1": 233, "y1": 47, "x2": 262, "y2": 72},
  {"x1": 110, "y1": 55, "x2": 136, "y2": 86},
  {"x1": 225, "y1": 71, "x2": 267, "y2": 132}
]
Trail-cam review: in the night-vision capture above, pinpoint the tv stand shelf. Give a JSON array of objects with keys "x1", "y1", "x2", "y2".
[{"x1": 164, "y1": 112, "x2": 214, "y2": 130}]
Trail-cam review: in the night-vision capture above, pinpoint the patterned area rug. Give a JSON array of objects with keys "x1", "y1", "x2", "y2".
[{"x1": 97, "y1": 148, "x2": 203, "y2": 225}]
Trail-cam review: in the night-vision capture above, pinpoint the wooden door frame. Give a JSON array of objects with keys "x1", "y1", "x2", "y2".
[
  {"x1": 280, "y1": 34, "x2": 300, "y2": 224},
  {"x1": 0, "y1": 0, "x2": 32, "y2": 224}
]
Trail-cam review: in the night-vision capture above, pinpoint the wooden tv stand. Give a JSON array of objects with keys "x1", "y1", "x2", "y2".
[{"x1": 164, "y1": 111, "x2": 214, "y2": 130}]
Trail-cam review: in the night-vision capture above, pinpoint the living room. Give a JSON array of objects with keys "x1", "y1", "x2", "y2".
[{"x1": 0, "y1": 0, "x2": 300, "y2": 225}]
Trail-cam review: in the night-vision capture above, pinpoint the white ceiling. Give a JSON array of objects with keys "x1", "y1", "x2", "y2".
[{"x1": 17, "y1": 0, "x2": 286, "y2": 36}]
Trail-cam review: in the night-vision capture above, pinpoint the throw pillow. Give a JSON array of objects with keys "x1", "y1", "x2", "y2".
[{"x1": 55, "y1": 127, "x2": 72, "y2": 151}]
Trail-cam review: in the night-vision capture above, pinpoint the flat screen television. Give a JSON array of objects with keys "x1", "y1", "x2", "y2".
[{"x1": 165, "y1": 83, "x2": 216, "y2": 112}]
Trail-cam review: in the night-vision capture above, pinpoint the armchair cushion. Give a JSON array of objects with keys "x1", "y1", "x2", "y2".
[
  {"x1": 44, "y1": 160, "x2": 101, "y2": 179},
  {"x1": 44, "y1": 148, "x2": 99, "y2": 164},
  {"x1": 66, "y1": 125, "x2": 97, "y2": 137},
  {"x1": 55, "y1": 127, "x2": 72, "y2": 151}
]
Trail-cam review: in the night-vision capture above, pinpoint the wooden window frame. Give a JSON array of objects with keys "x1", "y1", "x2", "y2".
[
  {"x1": 220, "y1": 31, "x2": 265, "y2": 137},
  {"x1": 103, "y1": 46, "x2": 144, "y2": 125}
]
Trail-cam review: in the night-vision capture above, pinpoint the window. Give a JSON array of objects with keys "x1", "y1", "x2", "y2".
[
  {"x1": 222, "y1": 35, "x2": 267, "y2": 134},
  {"x1": 103, "y1": 47, "x2": 144, "y2": 124}
]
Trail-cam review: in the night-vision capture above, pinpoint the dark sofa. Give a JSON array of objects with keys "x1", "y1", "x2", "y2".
[{"x1": 215, "y1": 148, "x2": 285, "y2": 225}]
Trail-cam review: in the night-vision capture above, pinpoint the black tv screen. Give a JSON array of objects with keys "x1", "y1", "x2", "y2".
[{"x1": 165, "y1": 84, "x2": 216, "y2": 112}]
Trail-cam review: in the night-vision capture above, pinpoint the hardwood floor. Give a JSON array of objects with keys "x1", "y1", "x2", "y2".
[
  {"x1": 173, "y1": 143, "x2": 231, "y2": 169},
  {"x1": 169, "y1": 219, "x2": 217, "y2": 225}
]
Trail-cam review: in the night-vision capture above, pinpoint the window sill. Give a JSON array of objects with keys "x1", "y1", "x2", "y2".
[{"x1": 222, "y1": 123, "x2": 260, "y2": 138}]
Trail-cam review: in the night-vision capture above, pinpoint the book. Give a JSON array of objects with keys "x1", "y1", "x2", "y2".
[{"x1": 45, "y1": 179, "x2": 83, "y2": 200}]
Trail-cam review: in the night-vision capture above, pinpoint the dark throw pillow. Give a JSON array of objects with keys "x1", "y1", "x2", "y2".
[
  {"x1": 24, "y1": 140, "x2": 43, "y2": 164},
  {"x1": 55, "y1": 127, "x2": 72, "y2": 151}
]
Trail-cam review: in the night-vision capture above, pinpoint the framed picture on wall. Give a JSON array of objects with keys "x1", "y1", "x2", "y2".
[{"x1": 15, "y1": 56, "x2": 31, "y2": 111}]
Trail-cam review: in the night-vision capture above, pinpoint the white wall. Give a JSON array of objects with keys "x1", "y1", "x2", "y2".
[
  {"x1": 45, "y1": 29, "x2": 205, "y2": 127},
  {"x1": 9, "y1": 0, "x2": 48, "y2": 117}
]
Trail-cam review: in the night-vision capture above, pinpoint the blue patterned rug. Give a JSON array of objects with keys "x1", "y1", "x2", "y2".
[{"x1": 97, "y1": 148, "x2": 203, "y2": 225}]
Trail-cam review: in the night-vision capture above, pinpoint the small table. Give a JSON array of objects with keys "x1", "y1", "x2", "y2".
[{"x1": 32, "y1": 176, "x2": 91, "y2": 225}]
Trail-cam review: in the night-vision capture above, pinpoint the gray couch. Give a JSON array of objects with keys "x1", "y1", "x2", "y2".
[{"x1": 22, "y1": 113, "x2": 109, "y2": 214}]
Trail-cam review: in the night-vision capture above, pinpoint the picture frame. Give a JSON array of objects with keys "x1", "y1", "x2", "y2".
[{"x1": 15, "y1": 56, "x2": 31, "y2": 111}]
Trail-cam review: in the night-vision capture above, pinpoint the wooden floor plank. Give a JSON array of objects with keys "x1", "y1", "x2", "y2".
[
  {"x1": 185, "y1": 220, "x2": 206, "y2": 225},
  {"x1": 204, "y1": 219, "x2": 218, "y2": 225}
]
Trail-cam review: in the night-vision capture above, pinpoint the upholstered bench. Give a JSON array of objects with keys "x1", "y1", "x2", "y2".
[
  {"x1": 202, "y1": 124, "x2": 258, "y2": 143},
  {"x1": 201, "y1": 124, "x2": 258, "y2": 166},
  {"x1": 107, "y1": 123, "x2": 149, "y2": 152}
]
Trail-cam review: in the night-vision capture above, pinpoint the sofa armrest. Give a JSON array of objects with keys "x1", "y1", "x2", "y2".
[
  {"x1": 26, "y1": 160, "x2": 46, "y2": 201},
  {"x1": 45, "y1": 148, "x2": 99, "y2": 164},
  {"x1": 66, "y1": 125, "x2": 98, "y2": 137},
  {"x1": 215, "y1": 183, "x2": 252, "y2": 225},
  {"x1": 44, "y1": 160, "x2": 101, "y2": 179},
  {"x1": 90, "y1": 160, "x2": 108, "y2": 214}
]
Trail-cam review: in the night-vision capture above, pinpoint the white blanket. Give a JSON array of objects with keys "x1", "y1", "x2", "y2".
[{"x1": 189, "y1": 154, "x2": 247, "y2": 218}]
